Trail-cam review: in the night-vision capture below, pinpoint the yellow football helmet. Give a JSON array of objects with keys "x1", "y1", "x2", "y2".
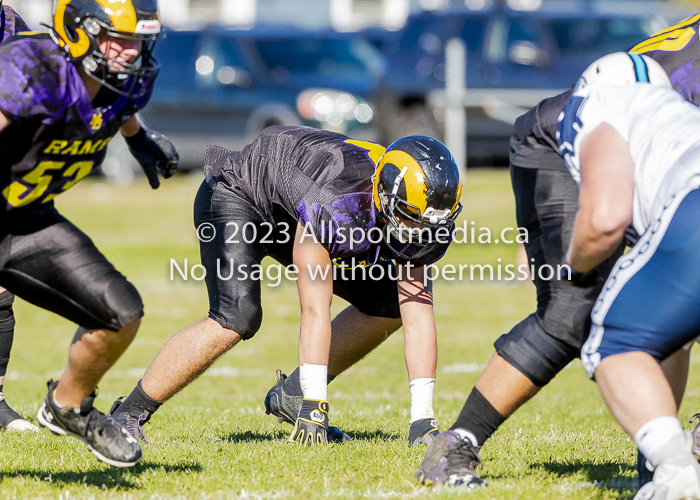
[
  {"x1": 373, "y1": 135, "x2": 462, "y2": 260},
  {"x1": 51, "y1": 0, "x2": 162, "y2": 98}
]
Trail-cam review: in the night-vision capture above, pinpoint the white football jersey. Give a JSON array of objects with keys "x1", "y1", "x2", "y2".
[{"x1": 557, "y1": 83, "x2": 700, "y2": 235}]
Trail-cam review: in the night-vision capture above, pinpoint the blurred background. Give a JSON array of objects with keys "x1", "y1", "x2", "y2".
[{"x1": 6, "y1": 0, "x2": 700, "y2": 180}]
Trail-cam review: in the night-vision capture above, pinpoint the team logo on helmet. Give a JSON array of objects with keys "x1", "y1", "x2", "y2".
[
  {"x1": 50, "y1": 0, "x2": 163, "y2": 99},
  {"x1": 373, "y1": 136, "x2": 462, "y2": 261}
]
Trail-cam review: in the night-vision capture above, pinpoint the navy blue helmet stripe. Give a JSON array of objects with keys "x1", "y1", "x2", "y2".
[{"x1": 628, "y1": 52, "x2": 650, "y2": 82}]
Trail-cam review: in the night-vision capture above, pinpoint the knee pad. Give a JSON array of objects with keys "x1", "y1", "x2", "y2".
[
  {"x1": 210, "y1": 295, "x2": 263, "y2": 341},
  {"x1": 103, "y1": 279, "x2": 144, "y2": 331},
  {"x1": 495, "y1": 313, "x2": 580, "y2": 387},
  {"x1": 0, "y1": 291, "x2": 15, "y2": 325}
]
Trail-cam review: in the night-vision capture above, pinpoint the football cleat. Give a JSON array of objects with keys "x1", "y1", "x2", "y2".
[
  {"x1": 416, "y1": 429, "x2": 487, "y2": 488},
  {"x1": 37, "y1": 380, "x2": 142, "y2": 468},
  {"x1": 265, "y1": 370, "x2": 350, "y2": 442},
  {"x1": 289, "y1": 399, "x2": 329, "y2": 445},
  {"x1": 0, "y1": 395, "x2": 39, "y2": 432},
  {"x1": 108, "y1": 397, "x2": 151, "y2": 443},
  {"x1": 637, "y1": 450, "x2": 655, "y2": 488},
  {"x1": 408, "y1": 418, "x2": 440, "y2": 447},
  {"x1": 688, "y1": 413, "x2": 700, "y2": 460},
  {"x1": 264, "y1": 370, "x2": 302, "y2": 425}
]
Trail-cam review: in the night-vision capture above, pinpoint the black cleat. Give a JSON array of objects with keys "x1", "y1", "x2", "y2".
[
  {"x1": 416, "y1": 429, "x2": 486, "y2": 488},
  {"x1": 637, "y1": 450, "x2": 654, "y2": 488},
  {"x1": 264, "y1": 370, "x2": 301, "y2": 425},
  {"x1": 264, "y1": 370, "x2": 350, "y2": 443},
  {"x1": 108, "y1": 398, "x2": 152, "y2": 443},
  {"x1": 0, "y1": 394, "x2": 39, "y2": 432},
  {"x1": 37, "y1": 380, "x2": 142, "y2": 468},
  {"x1": 408, "y1": 418, "x2": 440, "y2": 447}
]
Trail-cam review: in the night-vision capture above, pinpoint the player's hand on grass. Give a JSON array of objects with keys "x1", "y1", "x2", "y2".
[
  {"x1": 289, "y1": 399, "x2": 329, "y2": 445},
  {"x1": 125, "y1": 126, "x2": 179, "y2": 189}
]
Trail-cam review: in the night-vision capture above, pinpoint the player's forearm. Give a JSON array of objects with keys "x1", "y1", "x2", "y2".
[
  {"x1": 298, "y1": 310, "x2": 332, "y2": 366},
  {"x1": 120, "y1": 114, "x2": 141, "y2": 138},
  {"x1": 567, "y1": 209, "x2": 626, "y2": 273},
  {"x1": 399, "y1": 267, "x2": 437, "y2": 380}
]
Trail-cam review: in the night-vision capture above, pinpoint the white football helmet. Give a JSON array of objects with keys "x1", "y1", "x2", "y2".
[{"x1": 574, "y1": 52, "x2": 671, "y2": 92}]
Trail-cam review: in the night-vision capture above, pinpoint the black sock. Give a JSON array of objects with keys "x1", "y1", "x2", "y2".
[
  {"x1": 284, "y1": 368, "x2": 336, "y2": 397},
  {"x1": 117, "y1": 380, "x2": 162, "y2": 422},
  {"x1": 450, "y1": 387, "x2": 507, "y2": 446},
  {"x1": 0, "y1": 291, "x2": 16, "y2": 379}
]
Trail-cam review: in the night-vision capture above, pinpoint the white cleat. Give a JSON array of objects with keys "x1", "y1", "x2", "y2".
[{"x1": 5, "y1": 418, "x2": 40, "y2": 432}]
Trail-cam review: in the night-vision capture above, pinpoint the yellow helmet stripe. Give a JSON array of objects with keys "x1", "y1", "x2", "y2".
[
  {"x1": 54, "y1": 0, "x2": 91, "y2": 57},
  {"x1": 381, "y1": 150, "x2": 427, "y2": 214},
  {"x1": 94, "y1": 0, "x2": 138, "y2": 33},
  {"x1": 452, "y1": 178, "x2": 463, "y2": 214}
]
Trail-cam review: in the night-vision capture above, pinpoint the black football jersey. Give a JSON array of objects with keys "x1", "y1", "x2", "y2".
[
  {"x1": 0, "y1": 33, "x2": 151, "y2": 215},
  {"x1": 204, "y1": 126, "x2": 450, "y2": 265}
]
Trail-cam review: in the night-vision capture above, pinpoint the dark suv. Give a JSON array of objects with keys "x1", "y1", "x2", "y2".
[
  {"x1": 375, "y1": 4, "x2": 667, "y2": 163},
  {"x1": 103, "y1": 25, "x2": 385, "y2": 179}
]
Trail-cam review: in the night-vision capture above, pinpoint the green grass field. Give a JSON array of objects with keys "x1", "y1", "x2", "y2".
[{"x1": 1, "y1": 170, "x2": 698, "y2": 499}]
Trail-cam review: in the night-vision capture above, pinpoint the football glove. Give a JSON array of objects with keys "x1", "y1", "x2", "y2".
[
  {"x1": 408, "y1": 418, "x2": 440, "y2": 447},
  {"x1": 125, "y1": 126, "x2": 179, "y2": 189},
  {"x1": 289, "y1": 399, "x2": 329, "y2": 445}
]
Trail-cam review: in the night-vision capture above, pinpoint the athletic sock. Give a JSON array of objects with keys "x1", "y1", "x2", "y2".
[
  {"x1": 450, "y1": 387, "x2": 507, "y2": 446},
  {"x1": 116, "y1": 380, "x2": 162, "y2": 422},
  {"x1": 0, "y1": 385, "x2": 23, "y2": 428},
  {"x1": 635, "y1": 416, "x2": 686, "y2": 469},
  {"x1": 409, "y1": 378, "x2": 435, "y2": 423},
  {"x1": 299, "y1": 364, "x2": 328, "y2": 400},
  {"x1": 0, "y1": 291, "x2": 16, "y2": 379},
  {"x1": 285, "y1": 367, "x2": 335, "y2": 396}
]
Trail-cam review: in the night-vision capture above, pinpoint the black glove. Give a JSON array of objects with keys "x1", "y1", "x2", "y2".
[
  {"x1": 124, "y1": 126, "x2": 179, "y2": 189},
  {"x1": 559, "y1": 258, "x2": 598, "y2": 288},
  {"x1": 289, "y1": 399, "x2": 329, "y2": 445}
]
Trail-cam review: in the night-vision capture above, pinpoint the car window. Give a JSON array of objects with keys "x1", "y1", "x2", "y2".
[
  {"x1": 401, "y1": 16, "x2": 487, "y2": 54},
  {"x1": 507, "y1": 18, "x2": 543, "y2": 45},
  {"x1": 253, "y1": 38, "x2": 376, "y2": 80},
  {"x1": 552, "y1": 18, "x2": 653, "y2": 55},
  {"x1": 196, "y1": 36, "x2": 253, "y2": 88},
  {"x1": 458, "y1": 18, "x2": 487, "y2": 51},
  {"x1": 153, "y1": 31, "x2": 199, "y2": 89}
]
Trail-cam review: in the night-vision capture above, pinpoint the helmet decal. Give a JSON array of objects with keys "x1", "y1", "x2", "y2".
[
  {"x1": 380, "y1": 149, "x2": 428, "y2": 215},
  {"x1": 93, "y1": 0, "x2": 138, "y2": 33}
]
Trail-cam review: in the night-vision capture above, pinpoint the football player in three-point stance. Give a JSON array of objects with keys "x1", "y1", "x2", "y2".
[
  {"x1": 109, "y1": 127, "x2": 462, "y2": 446},
  {"x1": 417, "y1": 14, "x2": 700, "y2": 488},
  {"x1": 0, "y1": 0, "x2": 178, "y2": 465}
]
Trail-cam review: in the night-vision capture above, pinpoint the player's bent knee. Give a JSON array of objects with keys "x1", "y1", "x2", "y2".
[
  {"x1": 495, "y1": 314, "x2": 580, "y2": 387},
  {"x1": 209, "y1": 302, "x2": 262, "y2": 341},
  {"x1": 103, "y1": 279, "x2": 144, "y2": 331}
]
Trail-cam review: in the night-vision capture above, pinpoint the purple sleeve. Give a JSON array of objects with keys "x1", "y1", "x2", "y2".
[
  {"x1": 296, "y1": 193, "x2": 375, "y2": 258},
  {"x1": 0, "y1": 41, "x2": 68, "y2": 124}
]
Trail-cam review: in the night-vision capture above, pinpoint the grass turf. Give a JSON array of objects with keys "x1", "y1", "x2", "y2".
[{"x1": 0, "y1": 170, "x2": 697, "y2": 499}]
